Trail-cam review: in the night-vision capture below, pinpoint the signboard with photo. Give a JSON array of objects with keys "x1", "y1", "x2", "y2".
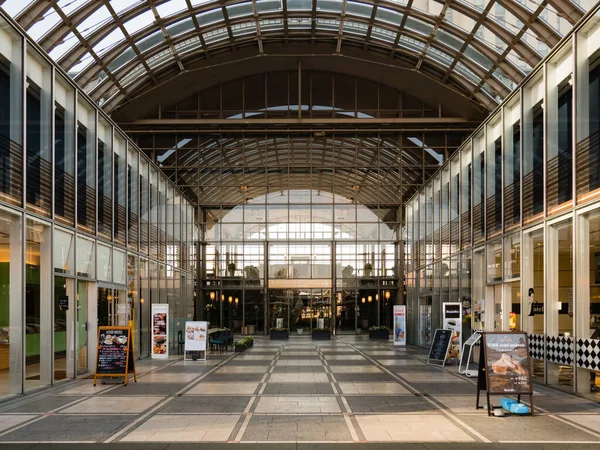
[
  {"x1": 443, "y1": 302, "x2": 462, "y2": 360},
  {"x1": 393, "y1": 305, "x2": 406, "y2": 346},
  {"x1": 152, "y1": 304, "x2": 169, "y2": 359},
  {"x1": 94, "y1": 326, "x2": 136, "y2": 386},
  {"x1": 476, "y1": 332, "x2": 534, "y2": 416},
  {"x1": 184, "y1": 321, "x2": 208, "y2": 360}
]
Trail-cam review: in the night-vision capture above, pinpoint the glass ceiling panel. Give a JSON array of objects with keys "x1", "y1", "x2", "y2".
[{"x1": 3, "y1": 0, "x2": 589, "y2": 113}]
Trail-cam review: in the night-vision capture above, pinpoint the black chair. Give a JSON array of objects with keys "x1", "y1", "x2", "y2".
[
  {"x1": 177, "y1": 330, "x2": 185, "y2": 354},
  {"x1": 209, "y1": 331, "x2": 225, "y2": 354}
]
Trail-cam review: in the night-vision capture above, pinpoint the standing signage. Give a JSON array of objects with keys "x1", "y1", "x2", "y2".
[
  {"x1": 94, "y1": 326, "x2": 137, "y2": 386},
  {"x1": 443, "y1": 302, "x2": 462, "y2": 360},
  {"x1": 393, "y1": 305, "x2": 406, "y2": 346},
  {"x1": 459, "y1": 332, "x2": 482, "y2": 377},
  {"x1": 476, "y1": 332, "x2": 534, "y2": 416},
  {"x1": 184, "y1": 321, "x2": 208, "y2": 361},
  {"x1": 427, "y1": 329, "x2": 453, "y2": 366},
  {"x1": 152, "y1": 304, "x2": 169, "y2": 359}
]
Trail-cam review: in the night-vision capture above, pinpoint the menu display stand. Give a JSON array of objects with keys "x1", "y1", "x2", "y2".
[
  {"x1": 476, "y1": 332, "x2": 534, "y2": 416},
  {"x1": 94, "y1": 326, "x2": 137, "y2": 386},
  {"x1": 459, "y1": 332, "x2": 482, "y2": 377},
  {"x1": 184, "y1": 321, "x2": 208, "y2": 361},
  {"x1": 427, "y1": 329, "x2": 453, "y2": 366}
]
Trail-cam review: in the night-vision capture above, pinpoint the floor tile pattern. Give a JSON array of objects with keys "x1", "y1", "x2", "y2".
[{"x1": 0, "y1": 336, "x2": 599, "y2": 445}]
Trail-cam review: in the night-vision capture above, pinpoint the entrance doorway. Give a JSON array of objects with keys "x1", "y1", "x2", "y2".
[
  {"x1": 268, "y1": 288, "x2": 331, "y2": 333},
  {"x1": 419, "y1": 295, "x2": 432, "y2": 346},
  {"x1": 97, "y1": 286, "x2": 129, "y2": 327}
]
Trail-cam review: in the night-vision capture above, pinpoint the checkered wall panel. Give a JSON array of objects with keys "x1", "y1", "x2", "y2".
[
  {"x1": 576, "y1": 339, "x2": 600, "y2": 371},
  {"x1": 546, "y1": 335, "x2": 573, "y2": 365},
  {"x1": 529, "y1": 333, "x2": 544, "y2": 360}
]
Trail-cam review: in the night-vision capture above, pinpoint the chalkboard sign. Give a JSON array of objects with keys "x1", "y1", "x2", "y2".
[
  {"x1": 427, "y1": 329, "x2": 453, "y2": 366},
  {"x1": 58, "y1": 296, "x2": 69, "y2": 310},
  {"x1": 476, "y1": 332, "x2": 534, "y2": 416},
  {"x1": 94, "y1": 326, "x2": 137, "y2": 386}
]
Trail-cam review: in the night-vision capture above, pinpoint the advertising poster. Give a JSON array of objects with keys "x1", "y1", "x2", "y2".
[
  {"x1": 152, "y1": 304, "x2": 169, "y2": 359},
  {"x1": 484, "y1": 332, "x2": 532, "y2": 394},
  {"x1": 443, "y1": 302, "x2": 462, "y2": 360},
  {"x1": 393, "y1": 305, "x2": 406, "y2": 346},
  {"x1": 184, "y1": 321, "x2": 208, "y2": 353}
]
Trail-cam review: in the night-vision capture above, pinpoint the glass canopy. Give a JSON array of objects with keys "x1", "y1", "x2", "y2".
[{"x1": 1, "y1": 0, "x2": 592, "y2": 114}]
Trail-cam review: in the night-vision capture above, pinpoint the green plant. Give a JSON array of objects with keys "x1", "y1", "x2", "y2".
[
  {"x1": 269, "y1": 327, "x2": 289, "y2": 332},
  {"x1": 364, "y1": 263, "x2": 373, "y2": 270},
  {"x1": 234, "y1": 336, "x2": 254, "y2": 347},
  {"x1": 369, "y1": 325, "x2": 389, "y2": 331},
  {"x1": 228, "y1": 262, "x2": 236, "y2": 271}
]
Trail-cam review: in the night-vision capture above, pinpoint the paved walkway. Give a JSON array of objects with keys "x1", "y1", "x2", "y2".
[{"x1": 0, "y1": 336, "x2": 599, "y2": 449}]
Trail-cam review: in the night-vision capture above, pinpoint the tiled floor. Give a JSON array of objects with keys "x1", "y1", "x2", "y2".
[{"x1": 0, "y1": 335, "x2": 599, "y2": 447}]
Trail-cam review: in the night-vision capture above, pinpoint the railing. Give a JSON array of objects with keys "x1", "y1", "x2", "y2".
[
  {"x1": 460, "y1": 210, "x2": 470, "y2": 249},
  {"x1": 114, "y1": 203, "x2": 126, "y2": 245},
  {"x1": 77, "y1": 183, "x2": 95, "y2": 231},
  {"x1": 485, "y1": 192, "x2": 501, "y2": 237},
  {"x1": 128, "y1": 211, "x2": 139, "y2": 250},
  {"x1": 0, "y1": 136, "x2": 23, "y2": 206},
  {"x1": 576, "y1": 129, "x2": 600, "y2": 201},
  {"x1": 473, "y1": 202, "x2": 484, "y2": 242},
  {"x1": 546, "y1": 152, "x2": 572, "y2": 209},
  {"x1": 503, "y1": 179, "x2": 519, "y2": 230}
]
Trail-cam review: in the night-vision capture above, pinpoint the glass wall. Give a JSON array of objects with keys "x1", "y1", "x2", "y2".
[
  {"x1": 0, "y1": 13, "x2": 195, "y2": 400},
  {"x1": 405, "y1": 5, "x2": 600, "y2": 396}
]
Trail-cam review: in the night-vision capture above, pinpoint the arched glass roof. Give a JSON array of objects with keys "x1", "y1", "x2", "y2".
[{"x1": 1, "y1": 0, "x2": 591, "y2": 113}]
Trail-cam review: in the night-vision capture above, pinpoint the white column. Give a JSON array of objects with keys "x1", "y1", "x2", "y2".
[
  {"x1": 9, "y1": 215, "x2": 22, "y2": 394},
  {"x1": 39, "y1": 225, "x2": 52, "y2": 386},
  {"x1": 65, "y1": 279, "x2": 75, "y2": 378},
  {"x1": 87, "y1": 283, "x2": 97, "y2": 374},
  {"x1": 575, "y1": 213, "x2": 591, "y2": 393}
]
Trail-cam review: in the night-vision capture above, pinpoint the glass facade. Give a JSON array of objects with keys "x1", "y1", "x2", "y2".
[
  {"x1": 405, "y1": 7, "x2": 600, "y2": 395},
  {"x1": 0, "y1": 15, "x2": 195, "y2": 400}
]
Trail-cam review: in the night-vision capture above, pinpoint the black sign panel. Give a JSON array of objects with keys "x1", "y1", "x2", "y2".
[
  {"x1": 428, "y1": 329, "x2": 452, "y2": 362},
  {"x1": 484, "y1": 332, "x2": 532, "y2": 395},
  {"x1": 58, "y1": 296, "x2": 69, "y2": 310},
  {"x1": 443, "y1": 304, "x2": 461, "y2": 319},
  {"x1": 95, "y1": 327, "x2": 130, "y2": 375}
]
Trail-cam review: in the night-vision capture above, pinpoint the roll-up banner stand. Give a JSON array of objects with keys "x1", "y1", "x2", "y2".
[
  {"x1": 151, "y1": 304, "x2": 169, "y2": 359},
  {"x1": 443, "y1": 302, "x2": 462, "y2": 362},
  {"x1": 393, "y1": 305, "x2": 406, "y2": 346},
  {"x1": 184, "y1": 321, "x2": 208, "y2": 361}
]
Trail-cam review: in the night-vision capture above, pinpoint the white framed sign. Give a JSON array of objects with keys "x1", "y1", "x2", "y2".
[
  {"x1": 151, "y1": 304, "x2": 169, "y2": 359},
  {"x1": 393, "y1": 305, "x2": 406, "y2": 346},
  {"x1": 443, "y1": 302, "x2": 462, "y2": 360},
  {"x1": 184, "y1": 321, "x2": 208, "y2": 361}
]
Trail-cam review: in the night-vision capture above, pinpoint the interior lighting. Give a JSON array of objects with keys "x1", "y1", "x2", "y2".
[
  {"x1": 385, "y1": 291, "x2": 390, "y2": 300},
  {"x1": 229, "y1": 296, "x2": 233, "y2": 303},
  {"x1": 375, "y1": 294, "x2": 379, "y2": 301},
  {"x1": 221, "y1": 294, "x2": 225, "y2": 301},
  {"x1": 368, "y1": 296, "x2": 372, "y2": 303},
  {"x1": 362, "y1": 297, "x2": 366, "y2": 304},
  {"x1": 210, "y1": 292, "x2": 215, "y2": 300},
  {"x1": 140, "y1": 298, "x2": 144, "y2": 304},
  {"x1": 235, "y1": 297, "x2": 239, "y2": 305}
]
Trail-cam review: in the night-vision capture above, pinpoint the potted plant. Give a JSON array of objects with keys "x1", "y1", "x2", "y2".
[
  {"x1": 369, "y1": 325, "x2": 390, "y2": 340},
  {"x1": 233, "y1": 340, "x2": 247, "y2": 352},
  {"x1": 228, "y1": 262, "x2": 236, "y2": 277},
  {"x1": 269, "y1": 327, "x2": 289, "y2": 340},
  {"x1": 312, "y1": 327, "x2": 331, "y2": 341},
  {"x1": 364, "y1": 263, "x2": 373, "y2": 277}
]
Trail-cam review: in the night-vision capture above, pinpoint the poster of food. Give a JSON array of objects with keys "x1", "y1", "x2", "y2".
[
  {"x1": 393, "y1": 305, "x2": 406, "y2": 346},
  {"x1": 484, "y1": 332, "x2": 532, "y2": 394},
  {"x1": 443, "y1": 302, "x2": 462, "y2": 360},
  {"x1": 184, "y1": 321, "x2": 208, "y2": 353},
  {"x1": 151, "y1": 304, "x2": 169, "y2": 359}
]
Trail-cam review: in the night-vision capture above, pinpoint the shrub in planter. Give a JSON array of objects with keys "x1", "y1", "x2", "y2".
[
  {"x1": 233, "y1": 336, "x2": 254, "y2": 352},
  {"x1": 234, "y1": 343, "x2": 247, "y2": 352},
  {"x1": 269, "y1": 327, "x2": 289, "y2": 340},
  {"x1": 312, "y1": 327, "x2": 331, "y2": 341},
  {"x1": 369, "y1": 326, "x2": 390, "y2": 340}
]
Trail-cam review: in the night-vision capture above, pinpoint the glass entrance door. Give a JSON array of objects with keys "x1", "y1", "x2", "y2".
[
  {"x1": 419, "y1": 295, "x2": 432, "y2": 346},
  {"x1": 76, "y1": 281, "x2": 88, "y2": 375},
  {"x1": 335, "y1": 290, "x2": 357, "y2": 334},
  {"x1": 98, "y1": 286, "x2": 128, "y2": 327}
]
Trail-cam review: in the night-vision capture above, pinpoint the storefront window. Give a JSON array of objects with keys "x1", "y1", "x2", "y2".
[
  {"x1": 486, "y1": 240, "x2": 502, "y2": 283},
  {"x1": 473, "y1": 133, "x2": 485, "y2": 243},
  {"x1": 524, "y1": 227, "x2": 544, "y2": 382},
  {"x1": 128, "y1": 145, "x2": 139, "y2": 251},
  {"x1": 97, "y1": 118, "x2": 112, "y2": 239},
  {"x1": 504, "y1": 233, "x2": 521, "y2": 280},
  {"x1": 0, "y1": 208, "x2": 22, "y2": 398},
  {"x1": 450, "y1": 157, "x2": 460, "y2": 254},
  {"x1": 97, "y1": 243, "x2": 112, "y2": 282},
  {"x1": 441, "y1": 168, "x2": 450, "y2": 259},
  {"x1": 53, "y1": 228, "x2": 74, "y2": 275},
  {"x1": 77, "y1": 99, "x2": 96, "y2": 233},
  {"x1": 114, "y1": 134, "x2": 126, "y2": 245},
  {"x1": 0, "y1": 18, "x2": 23, "y2": 207},
  {"x1": 576, "y1": 10, "x2": 600, "y2": 203},
  {"x1": 460, "y1": 144, "x2": 472, "y2": 249},
  {"x1": 25, "y1": 50, "x2": 51, "y2": 218},
  {"x1": 523, "y1": 73, "x2": 545, "y2": 223},
  {"x1": 486, "y1": 114, "x2": 502, "y2": 238},
  {"x1": 76, "y1": 236, "x2": 95, "y2": 279},
  {"x1": 547, "y1": 45, "x2": 573, "y2": 213},
  {"x1": 54, "y1": 76, "x2": 75, "y2": 226},
  {"x1": 504, "y1": 97, "x2": 521, "y2": 231}
]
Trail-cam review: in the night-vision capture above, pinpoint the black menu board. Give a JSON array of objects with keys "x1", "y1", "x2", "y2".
[
  {"x1": 484, "y1": 332, "x2": 532, "y2": 394},
  {"x1": 427, "y1": 329, "x2": 452, "y2": 364},
  {"x1": 94, "y1": 326, "x2": 137, "y2": 386}
]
